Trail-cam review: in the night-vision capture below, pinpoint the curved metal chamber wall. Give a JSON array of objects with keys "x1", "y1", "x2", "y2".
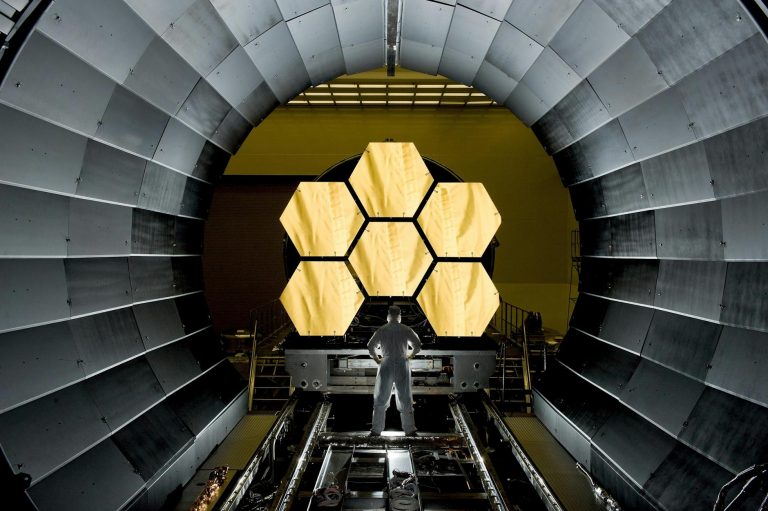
[{"x1": 0, "y1": 0, "x2": 766, "y2": 510}]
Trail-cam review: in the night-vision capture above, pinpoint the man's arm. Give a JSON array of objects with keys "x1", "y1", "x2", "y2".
[
  {"x1": 367, "y1": 331, "x2": 380, "y2": 362},
  {"x1": 407, "y1": 329, "x2": 421, "y2": 358}
]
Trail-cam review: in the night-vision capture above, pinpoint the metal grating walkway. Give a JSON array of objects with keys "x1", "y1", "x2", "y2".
[{"x1": 504, "y1": 416, "x2": 603, "y2": 511}]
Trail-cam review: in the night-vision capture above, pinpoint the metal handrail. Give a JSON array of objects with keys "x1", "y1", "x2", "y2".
[{"x1": 491, "y1": 299, "x2": 534, "y2": 413}]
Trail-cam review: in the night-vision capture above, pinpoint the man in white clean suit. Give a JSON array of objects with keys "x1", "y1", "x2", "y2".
[{"x1": 367, "y1": 306, "x2": 422, "y2": 436}]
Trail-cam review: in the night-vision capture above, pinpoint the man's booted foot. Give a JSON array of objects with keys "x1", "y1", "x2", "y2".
[
  {"x1": 369, "y1": 431, "x2": 381, "y2": 437},
  {"x1": 404, "y1": 430, "x2": 418, "y2": 436}
]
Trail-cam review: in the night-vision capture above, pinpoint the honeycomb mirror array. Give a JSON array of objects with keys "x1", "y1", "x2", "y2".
[{"x1": 280, "y1": 142, "x2": 501, "y2": 337}]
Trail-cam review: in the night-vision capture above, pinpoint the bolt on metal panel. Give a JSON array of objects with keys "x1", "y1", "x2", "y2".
[
  {"x1": 707, "y1": 326, "x2": 768, "y2": 407},
  {"x1": 555, "y1": 119, "x2": 634, "y2": 184},
  {"x1": 504, "y1": 0, "x2": 580, "y2": 46},
  {"x1": 131, "y1": 209, "x2": 175, "y2": 255},
  {"x1": 549, "y1": 0, "x2": 630, "y2": 79},
  {"x1": 503, "y1": 80, "x2": 548, "y2": 125},
  {"x1": 211, "y1": 0, "x2": 283, "y2": 46},
  {"x1": 654, "y1": 260, "x2": 726, "y2": 321},
  {"x1": 0, "y1": 384, "x2": 111, "y2": 482},
  {"x1": 589, "y1": 448, "x2": 657, "y2": 511},
  {"x1": 591, "y1": 405, "x2": 675, "y2": 488},
  {"x1": 174, "y1": 217, "x2": 204, "y2": 255},
  {"x1": 179, "y1": 175, "x2": 213, "y2": 220},
  {"x1": 620, "y1": 359, "x2": 705, "y2": 437},
  {"x1": 341, "y1": 38, "x2": 386, "y2": 75},
  {"x1": 175, "y1": 292, "x2": 211, "y2": 334},
  {"x1": 472, "y1": 61, "x2": 517, "y2": 103},
  {"x1": 83, "y1": 357, "x2": 165, "y2": 430},
  {"x1": 27, "y1": 438, "x2": 146, "y2": 511},
  {"x1": 132, "y1": 299, "x2": 185, "y2": 350},
  {"x1": 95, "y1": 86, "x2": 170, "y2": 158},
  {"x1": 172, "y1": 256, "x2": 205, "y2": 295},
  {"x1": 123, "y1": 36, "x2": 200, "y2": 116},
  {"x1": 720, "y1": 262, "x2": 768, "y2": 331},
  {"x1": 641, "y1": 310, "x2": 723, "y2": 382},
  {"x1": 609, "y1": 211, "x2": 656, "y2": 257},
  {"x1": 534, "y1": 390, "x2": 592, "y2": 467},
  {"x1": 558, "y1": 330, "x2": 640, "y2": 399},
  {"x1": 635, "y1": 0, "x2": 756, "y2": 87},
  {"x1": 721, "y1": 192, "x2": 768, "y2": 260},
  {"x1": 534, "y1": 362, "x2": 617, "y2": 438},
  {"x1": 399, "y1": 38, "x2": 444, "y2": 75},
  {"x1": 68, "y1": 200, "x2": 133, "y2": 257},
  {"x1": 590, "y1": 0, "x2": 671, "y2": 37},
  {"x1": 458, "y1": 0, "x2": 512, "y2": 21},
  {"x1": 599, "y1": 163, "x2": 649, "y2": 216},
  {"x1": 705, "y1": 116, "x2": 768, "y2": 199},
  {"x1": 212, "y1": 107, "x2": 253, "y2": 154},
  {"x1": 129, "y1": 257, "x2": 175, "y2": 302},
  {"x1": 485, "y1": 22, "x2": 543, "y2": 83},
  {"x1": 402, "y1": 0, "x2": 454, "y2": 46},
  {"x1": 237, "y1": 81, "x2": 280, "y2": 125},
  {"x1": 0, "y1": 259, "x2": 69, "y2": 332},
  {"x1": 579, "y1": 218, "x2": 611, "y2": 256},
  {"x1": 138, "y1": 163, "x2": 188, "y2": 215},
  {"x1": 618, "y1": 87, "x2": 696, "y2": 161},
  {"x1": 65, "y1": 257, "x2": 133, "y2": 316},
  {"x1": 277, "y1": 0, "x2": 329, "y2": 20},
  {"x1": 678, "y1": 34, "x2": 768, "y2": 140},
  {"x1": 286, "y1": 5, "x2": 345, "y2": 85},
  {"x1": 145, "y1": 338, "x2": 205, "y2": 394},
  {"x1": 532, "y1": 109, "x2": 573, "y2": 154},
  {"x1": 679, "y1": 387, "x2": 768, "y2": 473},
  {"x1": 520, "y1": 47, "x2": 581, "y2": 108},
  {"x1": 438, "y1": 5, "x2": 501, "y2": 85},
  {"x1": 587, "y1": 38, "x2": 668, "y2": 118},
  {"x1": 167, "y1": 363, "x2": 240, "y2": 434},
  {"x1": 569, "y1": 178, "x2": 605, "y2": 220},
  {"x1": 77, "y1": 141, "x2": 146, "y2": 206},
  {"x1": 0, "y1": 185, "x2": 69, "y2": 257},
  {"x1": 66, "y1": 306, "x2": 142, "y2": 373},
  {"x1": 551, "y1": 80, "x2": 611, "y2": 147},
  {"x1": 333, "y1": 0, "x2": 384, "y2": 49},
  {"x1": 177, "y1": 78, "x2": 231, "y2": 139},
  {"x1": 641, "y1": 142, "x2": 714, "y2": 208},
  {"x1": 37, "y1": 0, "x2": 155, "y2": 83},
  {"x1": 654, "y1": 201, "x2": 724, "y2": 260},
  {"x1": 124, "y1": 0, "x2": 197, "y2": 34},
  {"x1": 0, "y1": 321, "x2": 85, "y2": 413},
  {"x1": 153, "y1": 118, "x2": 209, "y2": 178},
  {"x1": 207, "y1": 46, "x2": 266, "y2": 109},
  {"x1": 0, "y1": 30, "x2": 116, "y2": 137},
  {"x1": 642, "y1": 444, "x2": 733, "y2": 511},
  {"x1": 0, "y1": 104, "x2": 87, "y2": 194},
  {"x1": 160, "y1": 0, "x2": 239, "y2": 77},
  {"x1": 112, "y1": 401, "x2": 194, "y2": 481},
  {"x1": 244, "y1": 21, "x2": 311, "y2": 103}
]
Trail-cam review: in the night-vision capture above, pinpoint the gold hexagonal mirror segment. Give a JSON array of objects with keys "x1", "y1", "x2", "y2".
[
  {"x1": 418, "y1": 182, "x2": 501, "y2": 258},
  {"x1": 280, "y1": 261, "x2": 364, "y2": 336},
  {"x1": 349, "y1": 142, "x2": 434, "y2": 218},
  {"x1": 279, "y1": 182, "x2": 364, "y2": 257},
  {"x1": 349, "y1": 222, "x2": 433, "y2": 297},
  {"x1": 417, "y1": 262, "x2": 499, "y2": 337}
]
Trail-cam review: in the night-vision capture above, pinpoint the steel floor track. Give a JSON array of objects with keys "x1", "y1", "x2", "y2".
[{"x1": 504, "y1": 416, "x2": 603, "y2": 511}]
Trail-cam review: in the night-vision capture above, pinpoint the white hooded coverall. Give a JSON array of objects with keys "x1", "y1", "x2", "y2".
[{"x1": 367, "y1": 321, "x2": 422, "y2": 434}]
